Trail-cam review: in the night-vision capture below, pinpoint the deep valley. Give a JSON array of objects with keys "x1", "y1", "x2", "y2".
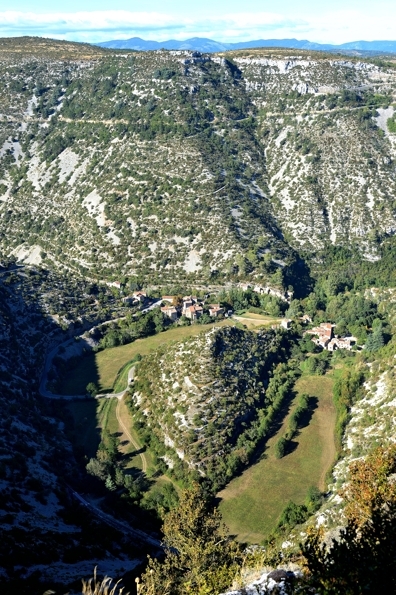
[{"x1": 1, "y1": 36, "x2": 396, "y2": 594}]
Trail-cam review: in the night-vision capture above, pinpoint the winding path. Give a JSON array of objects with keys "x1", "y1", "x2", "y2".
[
  {"x1": 40, "y1": 334, "x2": 146, "y2": 472},
  {"x1": 116, "y1": 395, "x2": 148, "y2": 473},
  {"x1": 68, "y1": 486, "x2": 161, "y2": 548}
]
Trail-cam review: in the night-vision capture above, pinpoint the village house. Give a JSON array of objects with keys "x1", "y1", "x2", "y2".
[
  {"x1": 185, "y1": 305, "x2": 203, "y2": 321},
  {"x1": 161, "y1": 295, "x2": 175, "y2": 304},
  {"x1": 208, "y1": 304, "x2": 224, "y2": 317},
  {"x1": 182, "y1": 296, "x2": 195, "y2": 312},
  {"x1": 300, "y1": 314, "x2": 312, "y2": 324},
  {"x1": 305, "y1": 322, "x2": 334, "y2": 348},
  {"x1": 132, "y1": 291, "x2": 147, "y2": 304},
  {"x1": 161, "y1": 306, "x2": 178, "y2": 321},
  {"x1": 280, "y1": 318, "x2": 292, "y2": 330},
  {"x1": 327, "y1": 336, "x2": 357, "y2": 351}
]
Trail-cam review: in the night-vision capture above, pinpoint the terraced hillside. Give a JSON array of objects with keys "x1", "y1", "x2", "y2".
[
  {"x1": 1, "y1": 38, "x2": 396, "y2": 284},
  {"x1": 128, "y1": 325, "x2": 290, "y2": 490}
]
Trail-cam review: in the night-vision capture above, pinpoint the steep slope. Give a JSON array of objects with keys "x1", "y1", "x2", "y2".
[
  {"x1": 231, "y1": 51, "x2": 396, "y2": 255},
  {"x1": 128, "y1": 325, "x2": 289, "y2": 489},
  {"x1": 0, "y1": 39, "x2": 396, "y2": 285},
  {"x1": 0, "y1": 265, "x2": 146, "y2": 587},
  {"x1": 0, "y1": 44, "x2": 290, "y2": 282}
]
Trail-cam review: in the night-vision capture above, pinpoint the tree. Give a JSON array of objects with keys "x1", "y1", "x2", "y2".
[
  {"x1": 365, "y1": 327, "x2": 385, "y2": 352},
  {"x1": 274, "y1": 437, "x2": 288, "y2": 459},
  {"x1": 86, "y1": 382, "x2": 98, "y2": 396},
  {"x1": 302, "y1": 446, "x2": 396, "y2": 594},
  {"x1": 105, "y1": 475, "x2": 116, "y2": 491},
  {"x1": 138, "y1": 484, "x2": 241, "y2": 594},
  {"x1": 302, "y1": 505, "x2": 396, "y2": 594},
  {"x1": 277, "y1": 501, "x2": 308, "y2": 530},
  {"x1": 341, "y1": 444, "x2": 396, "y2": 526},
  {"x1": 86, "y1": 457, "x2": 107, "y2": 481},
  {"x1": 172, "y1": 295, "x2": 183, "y2": 308}
]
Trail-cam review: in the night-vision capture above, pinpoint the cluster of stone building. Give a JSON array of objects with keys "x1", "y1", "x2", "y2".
[
  {"x1": 124, "y1": 291, "x2": 227, "y2": 323},
  {"x1": 304, "y1": 322, "x2": 357, "y2": 351},
  {"x1": 160, "y1": 295, "x2": 225, "y2": 322}
]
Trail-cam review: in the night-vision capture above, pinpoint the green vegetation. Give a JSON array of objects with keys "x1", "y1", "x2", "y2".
[
  {"x1": 218, "y1": 288, "x2": 288, "y2": 316},
  {"x1": 274, "y1": 437, "x2": 288, "y2": 459},
  {"x1": 98, "y1": 309, "x2": 171, "y2": 350},
  {"x1": 139, "y1": 484, "x2": 241, "y2": 595},
  {"x1": 85, "y1": 381, "x2": 98, "y2": 397},
  {"x1": 218, "y1": 374, "x2": 336, "y2": 542},
  {"x1": 80, "y1": 396, "x2": 179, "y2": 517},
  {"x1": 387, "y1": 114, "x2": 396, "y2": 133},
  {"x1": 127, "y1": 326, "x2": 295, "y2": 492},
  {"x1": 59, "y1": 319, "x2": 235, "y2": 394},
  {"x1": 333, "y1": 367, "x2": 365, "y2": 453},
  {"x1": 285, "y1": 393, "x2": 310, "y2": 440}
]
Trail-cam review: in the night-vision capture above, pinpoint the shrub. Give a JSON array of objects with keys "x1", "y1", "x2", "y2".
[
  {"x1": 274, "y1": 437, "x2": 288, "y2": 459},
  {"x1": 86, "y1": 382, "x2": 98, "y2": 396}
]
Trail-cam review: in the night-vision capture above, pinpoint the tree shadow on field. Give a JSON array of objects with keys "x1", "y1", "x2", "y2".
[
  {"x1": 298, "y1": 396, "x2": 318, "y2": 430},
  {"x1": 248, "y1": 387, "x2": 299, "y2": 467},
  {"x1": 284, "y1": 440, "x2": 299, "y2": 456}
]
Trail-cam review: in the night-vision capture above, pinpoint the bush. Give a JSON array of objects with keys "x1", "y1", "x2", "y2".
[
  {"x1": 387, "y1": 117, "x2": 396, "y2": 133},
  {"x1": 86, "y1": 382, "x2": 98, "y2": 396},
  {"x1": 277, "y1": 500, "x2": 308, "y2": 530},
  {"x1": 274, "y1": 437, "x2": 288, "y2": 459}
]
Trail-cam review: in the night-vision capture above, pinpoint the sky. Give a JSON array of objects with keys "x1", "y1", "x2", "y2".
[{"x1": 0, "y1": 0, "x2": 395, "y2": 45}]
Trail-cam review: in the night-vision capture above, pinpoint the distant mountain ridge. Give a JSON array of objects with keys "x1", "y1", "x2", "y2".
[{"x1": 96, "y1": 36, "x2": 396, "y2": 55}]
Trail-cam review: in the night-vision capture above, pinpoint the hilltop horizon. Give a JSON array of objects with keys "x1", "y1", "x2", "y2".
[{"x1": 96, "y1": 35, "x2": 396, "y2": 55}]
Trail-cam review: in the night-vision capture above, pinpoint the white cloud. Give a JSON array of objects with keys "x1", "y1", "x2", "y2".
[{"x1": 0, "y1": 9, "x2": 395, "y2": 44}]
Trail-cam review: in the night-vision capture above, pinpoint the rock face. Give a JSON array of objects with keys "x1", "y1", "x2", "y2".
[
  {"x1": 0, "y1": 39, "x2": 396, "y2": 283},
  {"x1": 221, "y1": 567, "x2": 298, "y2": 595}
]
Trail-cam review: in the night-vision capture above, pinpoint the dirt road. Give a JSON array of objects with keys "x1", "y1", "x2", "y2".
[{"x1": 116, "y1": 397, "x2": 148, "y2": 473}]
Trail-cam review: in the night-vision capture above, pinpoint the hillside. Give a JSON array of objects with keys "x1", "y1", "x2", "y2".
[
  {"x1": 2, "y1": 37, "x2": 396, "y2": 591},
  {"x1": 0, "y1": 264, "x2": 151, "y2": 588},
  {"x1": 0, "y1": 38, "x2": 396, "y2": 287},
  {"x1": 128, "y1": 325, "x2": 290, "y2": 490}
]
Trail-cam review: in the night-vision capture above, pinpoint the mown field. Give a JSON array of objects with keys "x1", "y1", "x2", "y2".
[
  {"x1": 61, "y1": 319, "x2": 236, "y2": 395},
  {"x1": 233, "y1": 312, "x2": 281, "y2": 330},
  {"x1": 218, "y1": 374, "x2": 336, "y2": 543}
]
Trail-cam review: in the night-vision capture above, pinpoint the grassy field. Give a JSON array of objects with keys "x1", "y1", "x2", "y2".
[
  {"x1": 61, "y1": 319, "x2": 235, "y2": 395},
  {"x1": 234, "y1": 312, "x2": 281, "y2": 330},
  {"x1": 218, "y1": 374, "x2": 336, "y2": 543},
  {"x1": 113, "y1": 360, "x2": 135, "y2": 393}
]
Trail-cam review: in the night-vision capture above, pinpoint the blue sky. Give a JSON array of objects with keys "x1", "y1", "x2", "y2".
[{"x1": 0, "y1": 1, "x2": 395, "y2": 44}]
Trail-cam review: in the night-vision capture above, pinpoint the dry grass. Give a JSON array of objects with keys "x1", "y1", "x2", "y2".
[
  {"x1": 82, "y1": 568, "x2": 128, "y2": 595},
  {"x1": 234, "y1": 313, "x2": 281, "y2": 329},
  {"x1": 0, "y1": 36, "x2": 109, "y2": 61}
]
